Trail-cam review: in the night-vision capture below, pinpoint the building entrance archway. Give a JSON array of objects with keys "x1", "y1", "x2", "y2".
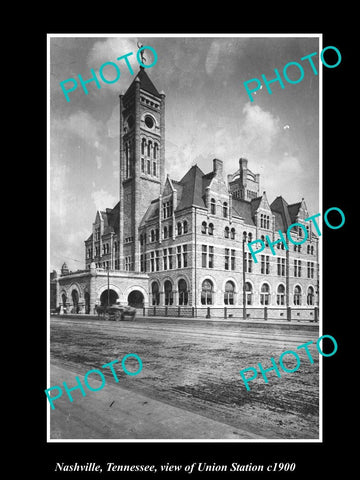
[
  {"x1": 100, "y1": 289, "x2": 119, "y2": 306},
  {"x1": 84, "y1": 292, "x2": 90, "y2": 314},
  {"x1": 71, "y1": 290, "x2": 79, "y2": 313},
  {"x1": 128, "y1": 290, "x2": 144, "y2": 308}
]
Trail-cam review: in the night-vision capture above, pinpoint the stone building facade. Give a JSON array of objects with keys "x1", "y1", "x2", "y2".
[{"x1": 55, "y1": 66, "x2": 319, "y2": 320}]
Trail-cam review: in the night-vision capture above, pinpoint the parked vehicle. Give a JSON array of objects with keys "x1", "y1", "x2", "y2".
[{"x1": 96, "y1": 303, "x2": 136, "y2": 321}]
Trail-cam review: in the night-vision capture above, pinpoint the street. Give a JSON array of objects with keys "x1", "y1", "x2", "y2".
[{"x1": 49, "y1": 316, "x2": 320, "y2": 440}]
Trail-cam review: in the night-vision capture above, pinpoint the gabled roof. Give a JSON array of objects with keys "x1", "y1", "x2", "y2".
[
  {"x1": 270, "y1": 196, "x2": 292, "y2": 230},
  {"x1": 176, "y1": 164, "x2": 207, "y2": 211},
  {"x1": 288, "y1": 202, "x2": 302, "y2": 223},
  {"x1": 250, "y1": 196, "x2": 262, "y2": 215},
  {"x1": 93, "y1": 202, "x2": 120, "y2": 236},
  {"x1": 232, "y1": 199, "x2": 256, "y2": 225}
]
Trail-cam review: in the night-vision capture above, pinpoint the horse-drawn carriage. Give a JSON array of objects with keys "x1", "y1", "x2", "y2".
[{"x1": 95, "y1": 303, "x2": 136, "y2": 321}]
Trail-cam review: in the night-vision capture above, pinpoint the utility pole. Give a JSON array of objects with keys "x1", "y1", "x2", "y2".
[
  {"x1": 242, "y1": 235, "x2": 247, "y2": 320},
  {"x1": 107, "y1": 263, "x2": 110, "y2": 306}
]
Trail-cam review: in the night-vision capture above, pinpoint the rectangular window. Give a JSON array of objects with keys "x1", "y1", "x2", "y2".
[
  {"x1": 266, "y1": 255, "x2": 270, "y2": 274},
  {"x1": 307, "y1": 261, "x2": 314, "y2": 278},
  {"x1": 163, "y1": 200, "x2": 173, "y2": 219},
  {"x1": 147, "y1": 159, "x2": 151, "y2": 174},
  {"x1": 202, "y1": 245, "x2": 207, "y2": 268},
  {"x1": 163, "y1": 248, "x2": 167, "y2": 270},
  {"x1": 155, "y1": 250, "x2": 160, "y2": 271},
  {"x1": 141, "y1": 158, "x2": 145, "y2": 173},
  {"x1": 168, "y1": 247, "x2": 173, "y2": 269},
  {"x1": 261, "y1": 255, "x2": 265, "y2": 274},
  {"x1": 225, "y1": 248, "x2": 229, "y2": 270},
  {"x1": 153, "y1": 161, "x2": 157, "y2": 176},
  {"x1": 124, "y1": 256, "x2": 132, "y2": 271},
  {"x1": 277, "y1": 258, "x2": 285, "y2": 276},
  {"x1": 209, "y1": 246, "x2": 214, "y2": 268},
  {"x1": 231, "y1": 249, "x2": 235, "y2": 270},
  {"x1": 150, "y1": 251, "x2": 155, "y2": 272},
  {"x1": 183, "y1": 244, "x2": 188, "y2": 267},
  {"x1": 140, "y1": 254, "x2": 146, "y2": 272},
  {"x1": 177, "y1": 246, "x2": 182, "y2": 268},
  {"x1": 248, "y1": 252, "x2": 252, "y2": 273},
  {"x1": 294, "y1": 259, "x2": 302, "y2": 277}
]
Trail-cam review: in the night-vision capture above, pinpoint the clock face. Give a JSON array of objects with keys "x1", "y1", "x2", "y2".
[{"x1": 144, "y1": 115, "x2": 154, "y2": 129}]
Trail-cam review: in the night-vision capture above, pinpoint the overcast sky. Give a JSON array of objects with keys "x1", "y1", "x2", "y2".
[{"x1": 49, "y1": 34, "x2": 321, "y2": 272}]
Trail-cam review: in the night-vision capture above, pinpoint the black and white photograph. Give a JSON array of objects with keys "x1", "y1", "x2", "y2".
[{"x1": 44, "y1": 31, "x2": 350, "y2": 475}]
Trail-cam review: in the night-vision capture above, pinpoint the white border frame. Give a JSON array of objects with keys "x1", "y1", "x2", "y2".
[{"x1": 46, "y1": 32, "x2": 323, "y2": 443}]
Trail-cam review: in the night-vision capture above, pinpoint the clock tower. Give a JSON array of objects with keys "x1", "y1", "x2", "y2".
[{"x1": 119, "y1": 67, "x2": 165, "y2": 272}]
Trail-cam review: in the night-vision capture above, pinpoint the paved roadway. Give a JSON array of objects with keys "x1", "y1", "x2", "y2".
[{"x1": 48, "y1": 316, "x2": 320, "y2": 441}]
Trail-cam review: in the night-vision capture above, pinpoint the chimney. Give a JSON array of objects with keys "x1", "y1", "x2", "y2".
[{"x1": 213, "y1": 158, "x2": 223, "y2": 175}]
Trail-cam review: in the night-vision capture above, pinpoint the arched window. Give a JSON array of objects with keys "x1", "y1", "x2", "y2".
[
  {"x1": 150, "y1": 230, "x2": 155, "y2": 242},
  {"x1": 230, "y1": 228, "x2": 236, "y2": 240},
  {"x1": 243, "y1": 231, "x2": 247, "y2": 242},
  {"x1": 183, "y1": 220, "x2": 188, "y2": 234},
  {"x1": 224, "y1": 280, "x2": 235, "y2": 305},
  {"x1": 208, "y1": 223, "x2": 214, "y2": 235},
  {"x1": 61, "y1": 293, "x2": 67, "y2": 307},
  {"x1": 177, "y1": 222, "x2": 182, "y2": 235},
  {"x1": 307, "y1": 286, "x2": 315, "y2": 306},
  {"x1": 224, "y1": 226, "x2": 229, "y2": 238},
  {"x1": 210, "y1": 198, "x2": 216, "y2": 215},
  {"x1": 151, "y1": 282, "x2": 160, "y2": 306},
  {"x1": 294, "y1": 285, "x2": 302, "y2": 305},
  {"x1": 223, "y1": 202, "x2": 228, "y2": 218},
  {"x1": 277, "y1": 284, "x2": 285, "y2": 305},
  {"x1": 164, "y1": 280, "x2": 173, "y2": 305},
  {"x1": 245, "y1": 282, "x2": 253, "y2": 305},
  {"x1": 260, "y1": 283, "x2": 270, "y2": 305},
  {"x1": 125, "y1": 142, "x2": 130, "y2": 178},
  {"x1": 141, "y1": 138, "x2": 146, "y2": 155},
  {"x1": 311, "y1": 245, "x2": 314, "y2": 255},
  {"x1": 201, "y1": 279, "x2": 214, "y2": 305},
  {"x1": 248, "y1": 232, "x2": 253, "y2": 242},
  {"x1": 147, "y1": 140, "x2": 152, "y2": 157},
  {"x1": 201, "y1": 221, "x2": 207, "y2": 234},
  {"x1": 178, "y1": 279, "x2": 188, "y2": 305},
  {"x1": 307, "y1": 245, "x2": 310, "y2": 254}
]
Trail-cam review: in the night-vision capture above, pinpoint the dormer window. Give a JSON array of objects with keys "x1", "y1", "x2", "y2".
[{"x1": 223, "y1": 202, "x2": 228, "y2": 218}]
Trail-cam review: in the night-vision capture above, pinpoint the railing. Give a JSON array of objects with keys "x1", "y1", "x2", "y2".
[{"x1": 138, "y1": 305, "x2": 319, "y2": 322}]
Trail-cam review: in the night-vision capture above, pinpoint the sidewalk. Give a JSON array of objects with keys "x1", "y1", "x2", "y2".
[
  {"x1": 52, "y1": 313, "x2": 320, "y2": 330},
  {"x1": 48, "y1": 364, "x2": 263, "y2": 441}
]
